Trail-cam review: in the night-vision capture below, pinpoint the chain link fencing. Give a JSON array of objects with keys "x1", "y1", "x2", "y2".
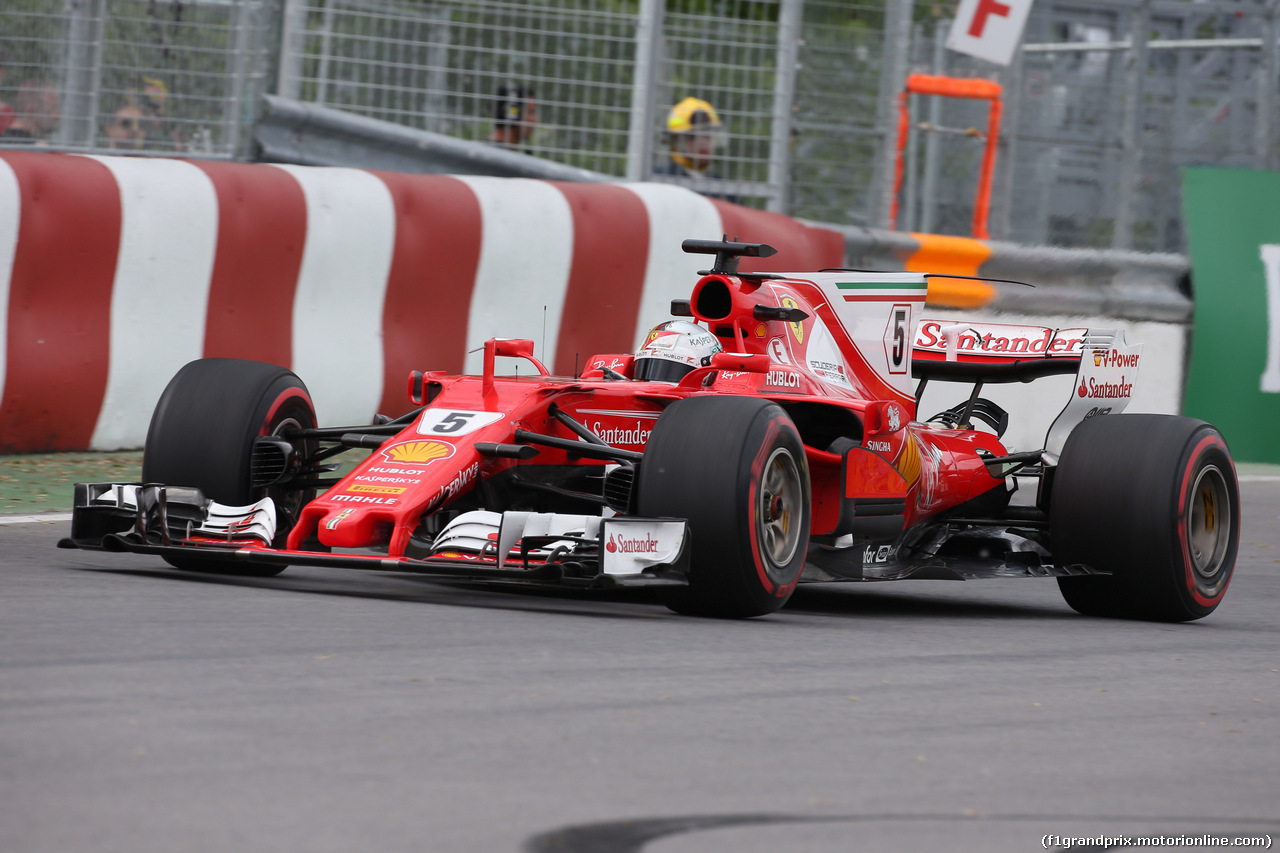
[
  {"x1": 0, "y1": 0, "x2": 278, "y2": 157},
  {"x1": 900, "y1": 0, "x2": 1278, "y2": 253},
  {"x1": 1, "y1": 0, "x2": 1276, "y2": 253}
]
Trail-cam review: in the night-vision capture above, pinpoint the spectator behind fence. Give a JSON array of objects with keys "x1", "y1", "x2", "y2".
[
  {"x1": 654, "y1": 97, "x2": 738, "y2": 203},
  {"x1": 0, "y1": 81, "x2": 60, "y2": 144},
  {"x1": 487, "y1": 84, "x2": 538, "y2": 153},
  {"x1": 105, "y1": 77, "x2": 184, "y2": 151},
  {"x1": 138, "y1": 76, "x2": 184, "y2": 149},
  {"x1": 105, "y1": 104, "x2": 146, "y2": 150}
]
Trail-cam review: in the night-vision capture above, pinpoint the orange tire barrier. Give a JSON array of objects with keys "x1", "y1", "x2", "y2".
[{"x1": 906, "y1": 233, "x2": 996, "y2": 309}]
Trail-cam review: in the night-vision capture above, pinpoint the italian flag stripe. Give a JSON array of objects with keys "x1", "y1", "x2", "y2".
[{"x1": 836, "y1": 281, "x2": 928, "y2": 291}]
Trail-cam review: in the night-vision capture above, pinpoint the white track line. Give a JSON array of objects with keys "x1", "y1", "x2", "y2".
[{"x1": 0, "y1": 512, "x2": 73, "y2": 525}]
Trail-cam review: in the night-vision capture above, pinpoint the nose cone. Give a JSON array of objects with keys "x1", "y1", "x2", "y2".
[{"x1": 318, "y1": 505, "x2": 390, "y2": 548}]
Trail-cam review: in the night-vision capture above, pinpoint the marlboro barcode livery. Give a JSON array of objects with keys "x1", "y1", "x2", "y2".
[{"x1": 62, "y1": 240, "x2": 1239, "y2": 621}]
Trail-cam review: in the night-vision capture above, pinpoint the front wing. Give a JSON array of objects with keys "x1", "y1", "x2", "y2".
[{"x1": 59, "y1": 483, "x2": 691, "y2": 590}]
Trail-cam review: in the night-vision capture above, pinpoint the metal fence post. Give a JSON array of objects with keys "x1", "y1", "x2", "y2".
[
  {"x1": 920, "y1": 21, "x2": 947, "y2": 235},
  {"x1": 872, "y1": 0, "x2": 912, "y2": 230},
  {"x1": 277, "y1": 0, "x2": 307, "y2": 99},
  {"x1": 1258, "y1": 0, "x2": 1280, "y2": 171},
  {"x1": 227, "y1": 0, "x2": 254, "y2": 157},
  {"x1": 421, "y1": 7, "x2": 451, "y2": 134},
  {"x1": 992, "y1": 42, "x2": 1024, "y2": 242},
  {"x1": 625, "y1": 0, "x2": 663, "y2": 183},
  {"x1": 1113, "y1": 0, "x2": 1150, "y2": 251},
  {"x1": 314, "y1": 0, "x2": 337, "y2": 106},
  {"x1": 766, "y1": 0, "x2": 802, "y2": 213},
  {"x1": 59, "y1": 0, "x2": 105, "y2": 149}
]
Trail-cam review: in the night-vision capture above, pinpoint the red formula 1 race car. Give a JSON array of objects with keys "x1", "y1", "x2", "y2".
[{"x1": 61, "y1": 240, "x2": 1239, "y2": 621}]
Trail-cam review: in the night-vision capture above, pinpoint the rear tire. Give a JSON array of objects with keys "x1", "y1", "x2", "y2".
[
  {"x1": 636, "y1": 396, "x2": 810, "y2": 618},
  {"x1": 1052, "y1": 414, "x2": 1238, "y2": 621},
  {"x1": 142, "y1": 358, "x2": 317, "y2": 577}
]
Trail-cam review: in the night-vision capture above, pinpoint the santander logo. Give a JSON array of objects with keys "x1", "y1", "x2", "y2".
[
  {"x1": 606, "y1": 532, "x2": 660, "y2": 554},
  {"x1": 1079, "y1": 376, "x2": 1134, "y2": 399}
]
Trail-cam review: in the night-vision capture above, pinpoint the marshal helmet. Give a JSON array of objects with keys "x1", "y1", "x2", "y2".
[{"x1": 666, "y1": 97, "x2": 724, "y2": 139}]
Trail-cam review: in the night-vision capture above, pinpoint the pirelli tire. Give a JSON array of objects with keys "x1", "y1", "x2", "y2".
[
  {"x1": 636, "y1": 396, "x2": 811, "y2": 618},
  {"x1": 141, "y1": 358, "x2": 318, "y2": 577},
  {"x1": 1051, "y1": 414, "x2": 1239, "y2": 622}
]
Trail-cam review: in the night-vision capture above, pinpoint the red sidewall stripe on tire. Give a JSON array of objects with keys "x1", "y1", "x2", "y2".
[
  {"x1": 747, "y1": 414, "x2": 800, "y2": 599},
  {"x1": 1177, "y1": 432, "x2": 1235, "y2": 608},
  {"x1": 260, "y1": 385, "x2": 316, "y2": 435}
]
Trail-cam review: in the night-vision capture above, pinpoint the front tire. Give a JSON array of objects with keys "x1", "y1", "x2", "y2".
[
  {"x1": 1051, "y1": 414, "x2": 1239, "y2": 621},
  {"x1": 142, "y1": 358, "x2": 318, "y2": 576},
  {"x1": 636, "y1": 396, "x2": 811, "y2": 618}
]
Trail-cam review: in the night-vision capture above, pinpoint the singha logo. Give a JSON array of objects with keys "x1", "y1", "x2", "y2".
[{"x1": 886, "y1": 405, "x2": 901, "y2": 433}]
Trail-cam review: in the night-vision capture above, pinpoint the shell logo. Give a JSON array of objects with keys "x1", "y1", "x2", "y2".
[
  {"x1": 896, "y1": 434, "x2": 922, "y2": 486},
  {"x1": 381, "y1": 440, "x2": 455, "y2": 465}
]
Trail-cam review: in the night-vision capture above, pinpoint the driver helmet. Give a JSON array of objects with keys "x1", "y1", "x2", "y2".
[{"x1": 633, "y1": 320, "x2": 722, "y2": 383}]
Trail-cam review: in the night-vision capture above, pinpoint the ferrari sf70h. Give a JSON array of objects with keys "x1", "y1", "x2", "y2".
[{"x1": 62, "y1": 239, "x2": 1239, "y2": 621}]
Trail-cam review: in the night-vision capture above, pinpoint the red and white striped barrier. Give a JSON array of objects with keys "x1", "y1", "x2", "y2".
[{"x1": 0, "y1": 152, "x2": 843, "y2": 453}]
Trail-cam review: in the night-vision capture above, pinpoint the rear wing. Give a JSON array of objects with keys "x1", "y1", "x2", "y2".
[
  {"x1": 912, "y1": 319, "x2": 1143, "y2": 456},
  {"x1": 912, "y1": 320, "x2": 1085, "y2": 382}
]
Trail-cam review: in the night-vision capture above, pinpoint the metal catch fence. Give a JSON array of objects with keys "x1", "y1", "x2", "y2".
[{"x1": 0, "y1": 0, "x2": 277, "y2": 157}]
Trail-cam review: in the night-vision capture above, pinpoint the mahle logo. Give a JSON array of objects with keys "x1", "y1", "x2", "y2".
[{"x1": 381, "y1": 440, "x2": 455, "y2": 465}]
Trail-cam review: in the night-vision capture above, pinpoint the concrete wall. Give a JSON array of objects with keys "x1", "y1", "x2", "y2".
[
  {"x1": 0, "y1": 152, "x2": 843, "y2": 452},
  {"x1": 0, "y1": 151, "x2": 1190, "y2": 455}
]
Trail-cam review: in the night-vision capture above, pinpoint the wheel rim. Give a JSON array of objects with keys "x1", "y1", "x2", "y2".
[
  {"x1": 1187, "y1": 464, "x2": 1231, "y2": 590},
  {"x1": 758, "y1": 446, "x2": 804, "y2": 570}
]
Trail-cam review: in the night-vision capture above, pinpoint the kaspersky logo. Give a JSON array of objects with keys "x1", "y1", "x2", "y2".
[{"x1": 380, "y1": 440, "x2": 455, "y2": 465}]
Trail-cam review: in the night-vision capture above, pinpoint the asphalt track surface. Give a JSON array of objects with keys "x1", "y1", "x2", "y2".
[{"x1": 2, "y1": 480, "x2": 1278, "y2": 853}]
